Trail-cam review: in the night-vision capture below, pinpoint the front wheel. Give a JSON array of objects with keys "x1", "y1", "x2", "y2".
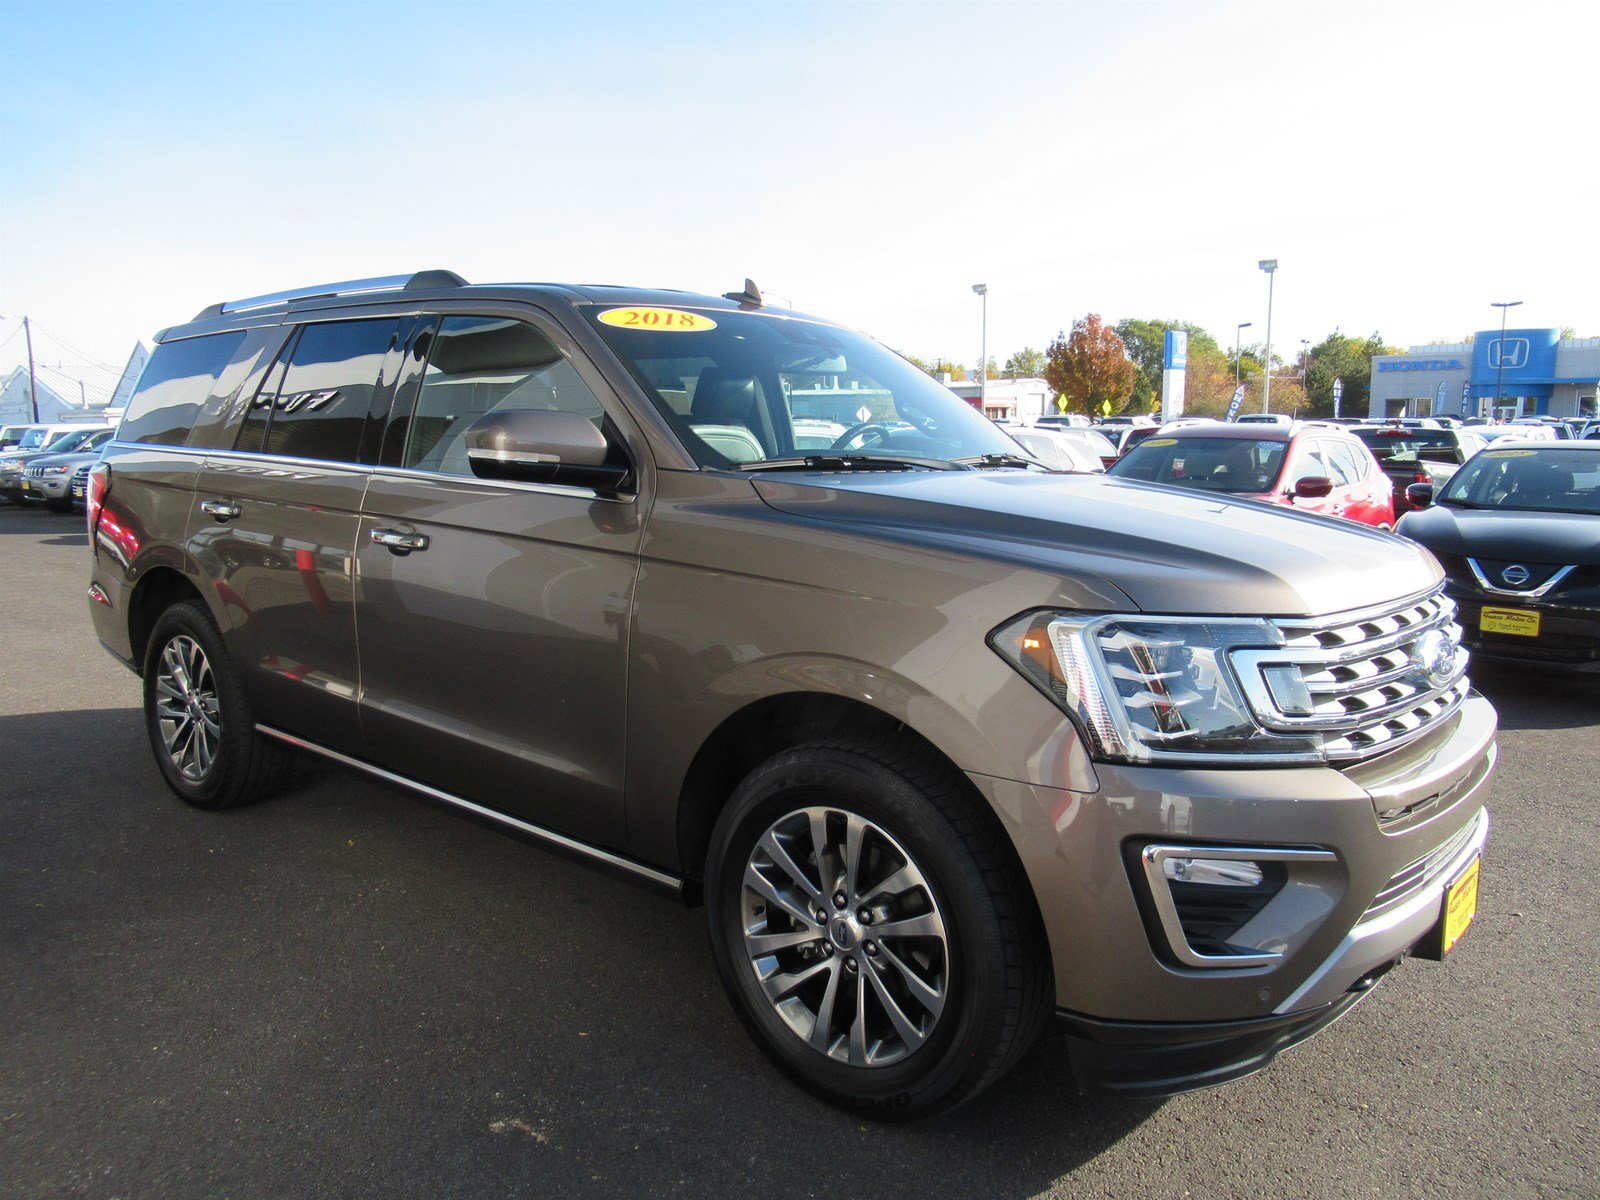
[
  {"x1": 142, "y1": 601, "x2": 291, "y2": 809},
  {"x1": 705, "y1": 738, "x2": 1052, "y2": 1118}
]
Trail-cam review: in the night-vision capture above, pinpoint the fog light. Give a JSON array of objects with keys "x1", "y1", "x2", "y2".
[{"x1": 1139, "y1": 844, "x2": 1337, "y2": 969}]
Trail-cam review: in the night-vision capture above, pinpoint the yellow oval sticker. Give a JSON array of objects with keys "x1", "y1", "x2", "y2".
[
  {"x1": 597, "y1": 307, "x2": 716, "y2": 332},
  {"x1": 1144, "y1": 437, "x2": 1178, "y2": 447},
  {"x1": 1485, "y1": 448, "x2": 1537, "y2": 457}
]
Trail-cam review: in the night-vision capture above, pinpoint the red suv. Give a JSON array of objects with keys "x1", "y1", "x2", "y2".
[{"x1": 1106, "y1": 422, "x2": 1396, "y2": 529}]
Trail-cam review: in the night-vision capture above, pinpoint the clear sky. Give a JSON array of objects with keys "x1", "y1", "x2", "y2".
[{"x1": 1, "y1": 0, "x2": 1595, "y2": 402}]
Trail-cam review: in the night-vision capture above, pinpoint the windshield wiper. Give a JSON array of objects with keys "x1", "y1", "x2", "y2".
[
  {"x1": 740, "y1": 454, "x2": 965, "y2": 474},
  {"x1": 951, "y1": 453, "x2": 1045, "y2": 470}
]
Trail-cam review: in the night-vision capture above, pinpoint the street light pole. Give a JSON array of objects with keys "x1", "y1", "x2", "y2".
[
  {"x1": 1491, "y1": 300, "x2": 1522, "y2": 419},
  {"x1": 1258, "y1": 260, "x2": 1277, "y2": 414},
  {"x1": 1235, "y1": 321, "x2": 1252, "y2": 387},
  {"x1": 972, "y1": 284, "x2": 988, "y2": 413}
]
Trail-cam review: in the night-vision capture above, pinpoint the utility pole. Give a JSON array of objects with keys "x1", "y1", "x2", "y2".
[
  {"x1": 24, "y1": 316, "x2": 39, "y2": 422},
  {"x1": 1258, "y1": 260, "x2": 1277, "y2": 414}
]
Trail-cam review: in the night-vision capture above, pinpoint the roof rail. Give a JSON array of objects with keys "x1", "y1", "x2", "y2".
[{"x1": 193, "y1": 269, "x2": 468, "y2": 320}]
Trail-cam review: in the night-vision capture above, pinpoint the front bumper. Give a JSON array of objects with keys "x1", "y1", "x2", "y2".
[
  {"x1": 968, "y1": 693, "x2": 1496, "y2": 1091},
  {"x1": 1449, "y1": 590, "x2": 1600, "y2": 667},
  {"x1": 20, "y1": 472, "x2": 72, "y2": 501}
]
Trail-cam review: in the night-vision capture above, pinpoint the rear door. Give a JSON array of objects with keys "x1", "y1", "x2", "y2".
[
  {"x1": 353, "y1": 308, "x2": 647, "y2": 848},
  {"x1": 189, "y1": 316, "x2": 413, "y2": 754}
]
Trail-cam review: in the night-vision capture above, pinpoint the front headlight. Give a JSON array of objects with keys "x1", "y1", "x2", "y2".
[
  {"x1": 42, "y1": 465, "x2": 69, "y2": 476},
  {"x1": 990, "y1": 611, "x2": 1324, "y2": 764}
]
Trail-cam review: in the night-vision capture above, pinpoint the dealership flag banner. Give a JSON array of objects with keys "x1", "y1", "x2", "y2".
[
  {"x1": 1462, "y1": 380, "x2": 1471, "y2": 416},
  {"x1": 1436, "y1": 381, "x2": 1447, "y2": 415},
  {"x1": 1332, "y1": 378, "x2": 1343, "y2": 419},
  {"x1": 1225, "y1": 385, "x2": 1246, "y2": 422}
]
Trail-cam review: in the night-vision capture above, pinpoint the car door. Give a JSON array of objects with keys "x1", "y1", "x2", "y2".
[
  {"x1": 1281, "y1": 438, "x2": 1337, "y2": 518},
  {"x1": 189, "y1": 316, "x2": 412, "y2": 754},
  {"x1": 353, "y1": 309, "x2": 646, "y2": 848}
]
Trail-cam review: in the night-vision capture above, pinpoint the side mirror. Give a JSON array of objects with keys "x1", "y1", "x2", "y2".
[
  {"x1": 465, "y1": 409, "x2": 623, "y2": 488},
  {"x1": 1293, "y1": 475, "x2": 1334, "y2": 499},
  {"x1": 1406, "y1": 482, "x2": 1435, "y2": 508}
]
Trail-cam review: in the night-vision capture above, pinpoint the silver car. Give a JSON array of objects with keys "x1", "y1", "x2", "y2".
[{"x1": 19, "y1": 429, "x2": 114, "y2": 510}]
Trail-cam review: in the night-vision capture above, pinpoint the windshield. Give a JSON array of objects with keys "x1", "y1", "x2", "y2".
[
  {"x1": 1108, "y1": 435, "x2": 1287, "y2": 494},
  {"x1": 17, "y1": 428, "x2": 56, "y2": 450},
  {"x1": 45, "y1": 428, "x2": 102, "y2": 454},
  {"x1": 0, "y1": 425, "x2": 27, "y2": 449},
  {"x1": 1440, "y1": 447, "x2": 1600, "y2": 515},
  {"x1": 585, "y1": 306, "x2": 1021, "y2": 468}
]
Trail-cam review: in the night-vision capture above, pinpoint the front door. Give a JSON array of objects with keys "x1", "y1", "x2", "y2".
[{"x1": 354, "y1": 312, "x2": 644, "y2": 848}]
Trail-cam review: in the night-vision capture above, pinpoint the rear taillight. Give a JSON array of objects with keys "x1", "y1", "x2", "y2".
[{"x1": 86, "y1": 463, "x2": 110, "y2": 542}]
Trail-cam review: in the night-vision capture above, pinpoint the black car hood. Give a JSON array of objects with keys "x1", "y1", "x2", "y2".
[
  {"x1": 1400, "y1": 505, "x2": 1600, "y2": 564},
  {"x1": 754, "y1": 470, "x2": 1440, "y2": 617}
]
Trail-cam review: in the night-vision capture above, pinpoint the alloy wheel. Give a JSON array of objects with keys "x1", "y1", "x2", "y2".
[
  {"x1": 739, "y1": 806, "x2": 949, "y2": 1067},
  {"x1": 154, "y1": 634, "x2": 222, "y2": 783}
]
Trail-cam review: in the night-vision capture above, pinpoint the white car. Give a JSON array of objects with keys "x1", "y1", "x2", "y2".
[{"x1": 1006, "y1": 427, "x2": 1105, "y2": 473}]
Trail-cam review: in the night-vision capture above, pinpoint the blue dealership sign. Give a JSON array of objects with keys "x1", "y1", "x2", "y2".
[
  {"x1": 1471, "y1": 328, "x2": 1560, "y2": 384},
  {"x1": 1164, "y1": 329, "x2": 1188, "y2": 370}
]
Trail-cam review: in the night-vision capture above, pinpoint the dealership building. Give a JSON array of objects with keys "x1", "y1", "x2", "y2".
[{"x1": 1368, "y1": 329, "x2": 1600, "y2": 421}]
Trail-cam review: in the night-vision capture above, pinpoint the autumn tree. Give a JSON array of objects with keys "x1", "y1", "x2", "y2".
[
  {"x1": 898, "y1": 352, "x2": 965, "y2": 381},
  {"x1": 1003, "y1": 347, "x2": 1047, "y2": 378},
  {"x1": 1113, "y1": 319, "x2": 1221, "y2": 412},
  {"x1": 1046, "y1": 315, "x2": 1136, "y2": 417}
]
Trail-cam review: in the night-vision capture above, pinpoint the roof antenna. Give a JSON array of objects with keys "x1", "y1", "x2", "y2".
[{"x1": 723, "y1": 278, "x2": 763, "y2": 306}]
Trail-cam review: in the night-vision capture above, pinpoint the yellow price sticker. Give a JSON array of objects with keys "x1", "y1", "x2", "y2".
[
  {"x1": 1144, "y1": 438, "x2": 1178, "y2": 447},
  {"x1": 597, "y1": 307, "x2": 717, "y2": 332},
  {"x1": 1484, "y1": 448, "x2": 1537, "y2": 457}
]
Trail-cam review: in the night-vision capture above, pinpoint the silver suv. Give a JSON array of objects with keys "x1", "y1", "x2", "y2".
[{"x1": 86, "y1": 272, "x2": 1495, "y2": 1117}]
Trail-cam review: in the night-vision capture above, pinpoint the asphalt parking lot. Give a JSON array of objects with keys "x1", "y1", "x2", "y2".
[{"x1": 4, "y1": 502, "x2": 1598, "y2": 1200}]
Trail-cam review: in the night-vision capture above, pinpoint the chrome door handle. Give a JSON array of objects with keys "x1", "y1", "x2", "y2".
[
  {"x1": 199, "y1": 499, "x2": 242, "y2": 522},
  {"x1": 370, "y1": 527, "x2": 430, "y2": 554}
]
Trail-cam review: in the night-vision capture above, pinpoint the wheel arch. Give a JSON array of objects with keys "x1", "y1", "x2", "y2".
[{"x1": 127, "y1": 565, "x2": 208, "y2": 670}]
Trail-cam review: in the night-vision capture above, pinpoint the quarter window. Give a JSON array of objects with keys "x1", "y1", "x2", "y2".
[
  {"x1": 119, "y1": 332, "x2": 248, "y2": 446},
  {"x1": 402, "y1": 316, "x2": 609, "y2": 476}
]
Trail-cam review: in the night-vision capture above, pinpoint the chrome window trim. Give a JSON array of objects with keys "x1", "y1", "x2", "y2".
[
  {"x1": 255, "y1": 725, "x2": 681, "y2": 895},
  {"x1": 1465, "y1": 559, "x2": 1577, "y2": 600}
]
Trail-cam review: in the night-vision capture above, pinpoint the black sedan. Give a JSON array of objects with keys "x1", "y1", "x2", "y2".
[{"x1": 1399, "y1": 442, "x2": 1600, "y2": 666}]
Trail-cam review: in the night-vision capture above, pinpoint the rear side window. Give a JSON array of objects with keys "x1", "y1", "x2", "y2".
[
  {"x1": 238, "y1": 319, "x2": 403, "y2": 463},
  {"x1": 119, "y1": 332, "x2": 247, "y2": 446}
]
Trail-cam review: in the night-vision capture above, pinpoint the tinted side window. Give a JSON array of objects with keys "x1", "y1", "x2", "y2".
[
  {"x1": 248, "y1": 319, "x2": 404, "y2": 463},
  {"x1": 403, "y1": 316, "x2": 609, "y2": 475},
  {"x1": 119, "y1": 332, "x2": 247, "y2": 446}
]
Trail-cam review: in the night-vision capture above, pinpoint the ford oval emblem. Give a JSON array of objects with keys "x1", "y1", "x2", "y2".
[
  {"x1": 1501, "y1": 564, "x2": 1531, "y2": 587},
  {"x1": 1412, "y1": 630, "x2": 1458, "y2": 689}
]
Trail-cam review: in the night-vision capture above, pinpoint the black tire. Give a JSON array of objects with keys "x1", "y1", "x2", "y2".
[
  {"x1": 705, "y1": 735, "x2": 1053, "y2": 1119},
  {"x1": 142, "y1": 600, "x2": 292, "y2": 810}
]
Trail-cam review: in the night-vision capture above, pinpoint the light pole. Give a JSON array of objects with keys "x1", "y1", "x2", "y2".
[
  {"x1": 972, "y1": 284, "x2": 988, "y2": 413},
  {"x1": 1491, "y1": 300, "x2": 1522, "y2": 419},
  {"x1": 1258, "y1": 260, "x2": 1277, "y2": 413},
  {"x1": 1234, "y1": 321, "x2": 1252, "y2": 387}
]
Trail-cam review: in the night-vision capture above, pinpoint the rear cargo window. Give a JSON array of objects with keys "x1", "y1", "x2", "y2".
[{"x1": 119, "y1": 332, "x2": 247, "y2": 446}]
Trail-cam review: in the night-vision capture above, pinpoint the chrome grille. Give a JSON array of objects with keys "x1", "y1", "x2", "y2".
[
  {"x1": 1231, "y1": 586, "x2": 1470, "y2": 762},
  {"x1": 1362, "y1": 816, "x2": 1482, "y2": 922}
]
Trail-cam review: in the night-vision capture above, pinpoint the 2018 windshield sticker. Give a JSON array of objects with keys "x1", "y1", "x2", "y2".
[
  {"x1": 1484, "y1": 449, "x2": 1537, "y2": 457},
  {"x1": 597, "y1": 307, "x2": 717, "y2": 332},
  {"x1": 1145, "y1": 438, "x2": 1177, "y2": 447}
]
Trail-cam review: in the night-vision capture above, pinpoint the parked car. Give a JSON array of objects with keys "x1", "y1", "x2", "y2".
[
  {"x1": 1004, "y1": 427, "x2": 1104, "y2": 473},
  {"x1": 1234, "y1": 413, "x2": 1294, "y2": 427},
  {"x1": 1351, "y1": 425, "x2": 1491, "y2": 517},
  {"x1": 1030, "y1": 413, "x2": 1091, "y2": 430},
  {"x1": 1090, "y1": 422, "x2": 1162, "y2": 460},
  {"x1": 0, "y1": 424, "x2": 114, "y2": 503},
  {"x1": 18, "y1": 428, "x2": 115, "y2": 510},
  {"x1": 790, "y1": 418, "x2": 847, "y2": 450},
  {"x1": 1399, "y1": 442, "x2": 1600, "y2": 667},
  {"x1": 1, "y1": 423, "x2": 38, "y2": 451},
  {"x1": 88, "y1": 271, "x2": 1493, "y2": 1117},
  {"x1": 1476, "y1": 424, "x2": 1556, "y2": 444},
  {"x1": 1106, "y1": 422, "x2": 1396, "y2": 528}
]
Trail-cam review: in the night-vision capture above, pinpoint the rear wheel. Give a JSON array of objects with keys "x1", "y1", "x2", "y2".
[
  {"x1": 142, "y1": 601, "x2": 291, "y2": 809},
  {"x1": 705, "y1": 737, "x2": 1052, "y2": 1119}
]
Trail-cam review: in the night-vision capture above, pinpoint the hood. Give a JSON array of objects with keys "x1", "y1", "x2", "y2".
[
  {"x1": 1400, "y1": 504, "x2": 1600, "y2": 564},
  {"x1": 753, "y1": 470, "x2": 1439, "y2": 617}
]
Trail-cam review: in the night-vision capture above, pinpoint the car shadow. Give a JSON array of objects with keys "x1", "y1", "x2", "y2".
[
  {"x1": 5, "y1": 706, "x2": 1160, "y2": 1200},
  {"x1": 1469, "y1": 659, "x2": 1600, "y2": 730}
]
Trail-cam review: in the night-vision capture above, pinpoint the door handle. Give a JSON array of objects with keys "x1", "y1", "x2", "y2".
[
  {"x1": 370, "y1": 527, "x2": 430, "y2": 554},
  {"x1": 199, "y1": 499, "x2": 242, "y2": 523}
]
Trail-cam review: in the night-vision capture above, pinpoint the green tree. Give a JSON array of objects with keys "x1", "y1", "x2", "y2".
[
  {"x1": 1046, "y1": 315, "x2": 1136, "y2": 417},
  {"x1": 898, "y1": 352, "x2": 965, "y2": 381},
  {"x1": 1003, "y1": 347, "x2": 1047, "y2": 378},
  {"x1": 1113, "y1": 318, "x2": 1221, "y2": 412},
  {"x1": 1302, "y1": 331, "x2": 1396, "y2": 417}
]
